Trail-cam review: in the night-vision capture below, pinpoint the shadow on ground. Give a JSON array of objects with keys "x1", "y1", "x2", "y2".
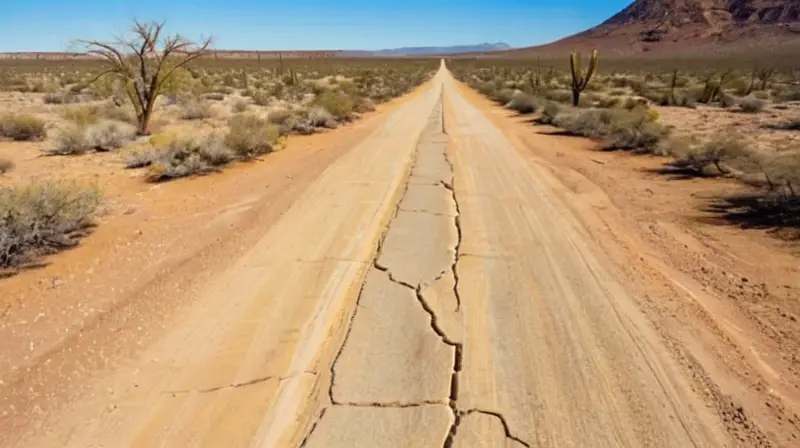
[{"x1": 699, "y1": 193, "x2": 800, "y2": 240}]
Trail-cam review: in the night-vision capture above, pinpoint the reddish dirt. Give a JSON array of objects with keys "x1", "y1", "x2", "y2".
[
  {"x1": 0, "y1": 87, "x2": 430, "y2": 432},
  {"x1": 455, "y1": 81, "x2": 800, "y2": 447}
]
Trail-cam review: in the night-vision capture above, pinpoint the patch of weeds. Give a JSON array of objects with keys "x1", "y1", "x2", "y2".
[
  {"x1": 179, "y1": 99, "x2": 213, "y2": 120},
  {"x1": 0, "y1": 114, "x2": 47, "y2": 141},
  {"x1": 505, "y1": 91, "x2": 537, "y2": 114},
  {"x1": 224, "y1": 114, "x2": 282, "y2": 159},
  {"x1": 314, "y1": 90, "x2": 354, "y2": 119},
  {"x1": 145, "y1": 136, "x2": 233, "y2": 182},
  {"x1": 0, "y1": 181, "x2": 101, "y2": 269}
]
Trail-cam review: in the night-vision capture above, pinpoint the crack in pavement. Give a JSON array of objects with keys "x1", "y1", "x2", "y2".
[
  {"x1": 301, "y1": 88, "x2": 528, "y2": 447},
  {"x1": 460, "y1": 409, "x2": 532, "y2": 448},
  {"x1": 162, "y1": 371, "x2": 318, "y2": 396},
  {"x1": 334, "y1": 400, "x2": 447, "y2": 408},
  {"x1": 162, "y1": 374, "x2": 275, "y2": 395}
]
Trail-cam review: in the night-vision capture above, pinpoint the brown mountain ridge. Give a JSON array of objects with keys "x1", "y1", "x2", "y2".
[{"x1": 488, "y1": 0, "x2": 800, "y2": 58}]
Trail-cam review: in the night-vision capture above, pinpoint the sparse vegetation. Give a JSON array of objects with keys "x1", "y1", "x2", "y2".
[
  {"x1": 0, "y1": 181, "x2": 101, "y2": 269},
  {"x1": 0, "y1": 158, "x2": 13, "y2": 174},
  {"x1": 0, "y1": 114, "x2": 47, "y2": 141},
  {"x1": 77, "y1": 19, "x2": 212, "y2": 135}
]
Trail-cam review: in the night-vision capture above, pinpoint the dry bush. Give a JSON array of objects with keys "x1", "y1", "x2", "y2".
[
  {"x1": 145, "y1": 136, "x2": 233, "y2": 182},
  {"x1": 251, "y1": 90, "x2": 272, "y2": 106},
  {"x1": 490, "y1": 88, "x2": 516, "y2": 105},
  {"x1": 179, "y1": 99, "x2": 213, "y2": 120},
  {"x1": 671, "y1": 135, "x2": 752, "y2": 175},
  {"x1": 124, "y1": 147, "x2": 157, "y2": 169},
  {"x1": 231, "y1": 99, "x2": 248, "y2": 113},
  {"x1": 554, "y1": 107, "x2": 668, "y2": 153},
  {"x1": 267, "y1": 108, "x2": 293, "y2": 126},
  {"x1": 354, "y1": 97, "x2": 376, "y2": 113},
  {"x1": 314, "y1": 90, "x2": 354, "y2": 119},
  {"x1": 61, "y1": 106, "x2": 100, "y2": 127},
  {"x1": 739, "y1": 96, "x2": 766, "y2": 113},
  {"x1": 307, "y1": 106, "x2": 337, "y2": 128},
  {"x1": 0, "y1": 158, "x2": 13, "y2": 174},
  {"x1": 0, "y1": 114, "x2": 47, "y2": 141},
  {"x1": 505, "y1": 91, "x2": 537, "y2": 114},
  {"x1": 224, "y1": 115, "x2": 282, "y2": 159},
  {"x1": 0, "y1": 181, "x2": 101, "y2": 269},
  {"x1": 537, "y1": 102, "x2": 562, "y2": 125},
  {"x1": 50, "y1": 120, "x2": 136, "y2": 155}
]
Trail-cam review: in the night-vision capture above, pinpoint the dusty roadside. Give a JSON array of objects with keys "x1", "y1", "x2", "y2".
[
  {"x1": 0, "y1": 80, "x2": 434, "y2": 442},
  {"x1": 453, "y1": 80, "x2": 800, "y2": 447}
]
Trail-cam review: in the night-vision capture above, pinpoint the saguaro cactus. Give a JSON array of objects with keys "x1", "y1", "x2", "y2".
[{"x1": 569, "y1": 49, "x2": 599, "y2": 106}]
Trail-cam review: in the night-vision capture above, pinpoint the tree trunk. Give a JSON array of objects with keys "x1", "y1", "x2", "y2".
[{"x1": 571, "y1": 88, "x2": 580, "y2": 107}]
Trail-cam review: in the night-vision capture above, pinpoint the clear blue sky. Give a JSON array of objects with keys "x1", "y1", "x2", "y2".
[{"x1": 1, "y1": 0, "x2": 631, "y2": 52}]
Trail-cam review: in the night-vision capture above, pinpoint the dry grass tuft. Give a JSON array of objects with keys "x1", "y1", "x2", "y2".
[
  {"x1": 0, "y1": 181, "x2": 101, "y2": 269},
  {"x1": 0, "y1": 114, "x2": 47, "y2": 141}
]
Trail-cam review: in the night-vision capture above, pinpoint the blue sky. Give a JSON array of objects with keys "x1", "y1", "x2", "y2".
[{"x1": 1, "y1": 0, "x2": 631, "y2": 52}]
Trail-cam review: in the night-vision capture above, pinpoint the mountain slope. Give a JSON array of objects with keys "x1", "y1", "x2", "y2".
[{"x1": 480, "y1": 0, "x2": 800, "y2": 57}]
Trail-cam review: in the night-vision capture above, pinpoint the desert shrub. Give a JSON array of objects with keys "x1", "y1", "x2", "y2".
[
  {"x1": 720, "y1": 93, "x2": 737, "y2": 108},
  {"x1": 50, "y1": 120, "x2": 135, "y2": 155},
  {"x1": 180, "y1": 99, "x2": 213, "y2": 120},
  {"x1": 61, "y1": 106, "x2": 101, "y2": 127},
  {"x1": 251, "y1": 90, "x2": 272, "y2": 106},
  {"x1": 672, "y1": 135, "x2": 752, "y2": 175},
  {"x1": 314, "y1": 90, "x2": 354, "y2": 119},
  {"x1": 0, "y1": 114, "x2": 47, "y2": 141},
  {"x1": 543, "y1": 89, "x2": 573, "y2": 104},
  {"x1": 0, "y1": 181, "x2": 101, "y2": 268},
  {"x1": 0, "y1": 158, "x2": 13, "y2": 174},
  {"x1": 100, "y1": 103, "x2": 136, "y2": 124},
  {"x1": 739, "y1": 96, "x2": 766, "y2": 113},
  {"x1": 267, "y1": 108, "x2": 293, "y2": 126},
  {"x1": 124, "y1": 147, "x2": 157, "y2": 169},
  {"x1": 307, "y1": 105, "x2": 337, "y2": 128},
  {"x1": 490, "y1": 88, "x2": 516, "y2": 105},
  {"x1": 145, "y1": 136, "x2": 233, "y2": 182},
  {"x1": 232, "y1": 99, "x2": 248, "y2": 113},
  {"x1": 86, "y1": 120, "x2": 137, "y2": 151},
  {"x1": 537, "y1": 102, "x2": 562, "y2": 125},
  {"x1": 594, "y1": 95, "x2": 621, "y2": 108},
  {"x1": 354, "y1": 97, "x2": 376, "y2": 113},
  {"x1": 555, "y1": 107, "x2": 668, "y2": 152},
  {"x1": 224, "y1": 115, "x2": 282, "y2": 159},
  {"x1": 505, "y1": 91, "x2": 537, "y2": 114}
]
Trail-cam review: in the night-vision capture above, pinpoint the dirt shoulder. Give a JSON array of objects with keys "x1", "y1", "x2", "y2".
[
  {"x1": 0, "y1": 84, "x2": 432, "y2": 435},
  {"x1": 454, "y1": 81, "x2": 800, "y2": 447}
]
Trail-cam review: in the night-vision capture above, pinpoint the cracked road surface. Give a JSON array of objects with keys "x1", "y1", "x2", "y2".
[{"x1": 4, "y1": 63, "x2": 730, "y2": 447}]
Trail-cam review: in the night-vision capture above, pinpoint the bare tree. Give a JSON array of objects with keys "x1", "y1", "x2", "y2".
[{"x1": 78, "y1": 20, "x2": 211, "y2": 135}]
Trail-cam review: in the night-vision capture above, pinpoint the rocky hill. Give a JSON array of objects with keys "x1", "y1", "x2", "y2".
[{"x1": 479, "y1": 0, "x2": 800, "y2": 58}]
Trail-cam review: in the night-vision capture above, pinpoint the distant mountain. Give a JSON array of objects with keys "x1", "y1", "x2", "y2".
[
  {"x1": 343, "y1": 43, "x2": 511, "y2": 57},
  {"x1": 469, "y1": 0, "x2": 800, "y2": 58}
]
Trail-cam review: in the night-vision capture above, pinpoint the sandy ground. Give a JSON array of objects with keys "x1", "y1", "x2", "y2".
[{"x1": 1, "y1": 63, "x2": 798, "y2": 447}]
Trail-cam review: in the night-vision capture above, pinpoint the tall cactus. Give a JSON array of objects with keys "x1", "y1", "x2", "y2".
[{"x1": 569, "y1": 49, "x2": 599, "y2": 106}]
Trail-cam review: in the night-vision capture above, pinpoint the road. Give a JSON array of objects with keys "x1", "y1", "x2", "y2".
[{"x1": 2, "y1": 62, "x2": 730, "y2": 447}]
